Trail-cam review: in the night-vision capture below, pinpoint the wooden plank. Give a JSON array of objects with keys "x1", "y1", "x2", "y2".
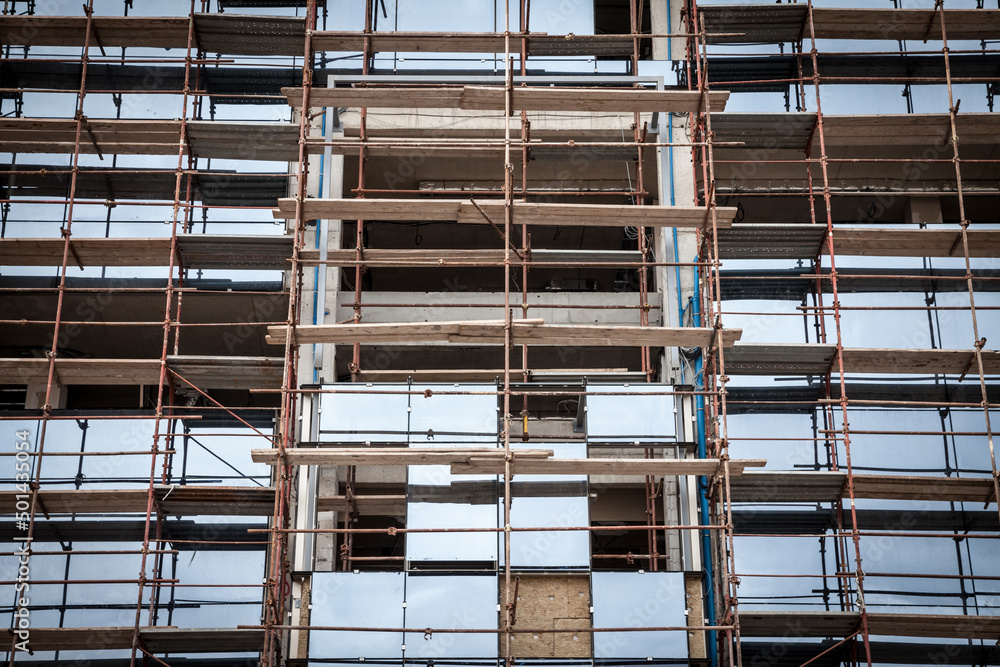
[
  {"x1": 741, "y1": 611, "x2": 1000, "y2": 640},
  {"x1": 306, "y1": 138, "x2": 648, "y2": 160},
  {"x1": 841, "y1": 348, "x2": 1000, "y2": 375},
  {"x1": 285, "y1": 86, "x2": 466, "y2": 109},
  {"x1": 450, "y1": 457, "x2": 767, "y2": 476},
  {"x1": 0, "y1": 358, "x2": 162, "y2": 385},
  {"x1": 317, "y1": 494, "x2": 407, "y2": 514},
  {"x1": 813, "y1": 8, "x2": 1000, "y2": 41},
  {"x1": 461, "y1": 86, "x2": 730, "y2": 113},
  {"x1": 192, "y1": 13, "x2": 305, "y2": 56},
  {"x1": 456, "y1": 201, "x2": 735, "y2": 228},
  {"x1": 266, "y1": 321, "x2": 742, "y2": 348},
  {"x1": 731, "y1": 472, "x2": 997, "y2": 503},
  {"x1": 318, "y1": 249, "x2": 508, "y2": 267},
  {"x1": 730, "y1": 471, "x2": 847, "y2": 503},
  {"x1": 0, "y1": 16, "x2": 190, "y2": 48},
  {"x1": 251, "y1": 448, "x2": 554, "y2": 466},
  {"x1": 0, "y1": 236, "x2": 297, "y2": 268},
  {"x1": 0, "y1": 118, "x2": 296, "y2": 160},
  {"x1": 0, "y1": 14, "x2": 305, "y2": 54},
  {"x1": 311, "y1": 138, "x2": 507, "y2": 158},
  {"x1": 312, "y1": 31, "x2": 507, "y2": 52},
  {"x1": 273, "y1": 198, "x2": 735, "y2": 229},
  {"x1": 284, "y1": 85, "x2": 729, "y2": 113},
  {"x1": 0, "y1": 238, "x2": 171, "y2": 266},
  {"x1": 739, "y1": 611, "x2": 860, "y2": 638},
  {"x1": 701, "y1": 6, "x2": 1000, "y2": 43},
  {"x1": 23, "y1": 627, "x2": 136, "y2": 651},
  {"x1": 727, "y1": 344, "x2": 1000, "y2": 376},
  {"x1": 0, "y1": 357, "x2": 283, "y2": 388},
  {"x1": 1, "y1": 489, "x2": 147, "y2": 514},
  {"x1": 831, "y1": 229, "x2": 1000, "y2": 258},
  {"x1": 866, "y1": 613, "x2": 1000, "y2": 640},
  {"x1": 0, "y1": 486, "x2": 275, "y2": 515},
  {"x1": 356, "y1": 368, "x2": 642, "y2": 382},
  {"x1": 718, "y1": 226, "x2": 1000, "y2": 260},
  {"x1": 311, "y1": 31, "x2": 634, "y2": 56},
  {"x1": 0, "y1": 19, "x2": 651, "y2": 55},
  {"x1": 853, "y1": 475, "x2": 996, "y2": 503},
  {"x1": 141, "y1": 627, "x2": 265, "y2": 653},
  {"x1": 819, "y1": 113, "x2": 1000, "y2": 147},
  {"x1": 711, "y1": 112, "x2": 1000, "y2": 149},
  {"x1": 274, "y1": 197, "x2": 461, "y2": 221},
  {"x1": 252, "y1": 449, "x2": 765, "y2": 476},
  {"x1": 23, "y1": 627, "x2": 265, "y2": 652}
]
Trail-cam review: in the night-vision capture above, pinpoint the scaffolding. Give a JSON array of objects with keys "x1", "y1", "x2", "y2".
[{"x1": 2, "y1": 1, "x2": 999, "y2": 666}]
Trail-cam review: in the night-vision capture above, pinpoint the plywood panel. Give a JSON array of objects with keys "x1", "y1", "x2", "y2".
[
  {"x1": 501, "y1": 575, "x2": 591, "y2": 658},
  {"x1": 685, "y1": 574, "x2": 707, "y2": 659}
]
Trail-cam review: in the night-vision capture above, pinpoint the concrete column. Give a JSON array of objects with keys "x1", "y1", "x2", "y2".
[
  {"x1": 655, "y1": 112, "x2": 699, "y2": 385},
  {"x1": 24, "y1": 380, "x2": 66, "y2": 410},
  {"x1": 905, "y1": 196, "x2": 943, "y2": 225},
  {"x1": 653, "y1": 0, "x2": 687, "y2": 61}
]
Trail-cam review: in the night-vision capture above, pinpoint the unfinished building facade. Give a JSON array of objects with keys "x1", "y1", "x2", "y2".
[{"x1": 1, "y1": 0, "x2": 999, "y2": 666}]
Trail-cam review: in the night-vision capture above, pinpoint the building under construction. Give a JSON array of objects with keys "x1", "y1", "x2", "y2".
[{"x1": 2, "y1": 0, "x2": 999, "y2": 665}]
